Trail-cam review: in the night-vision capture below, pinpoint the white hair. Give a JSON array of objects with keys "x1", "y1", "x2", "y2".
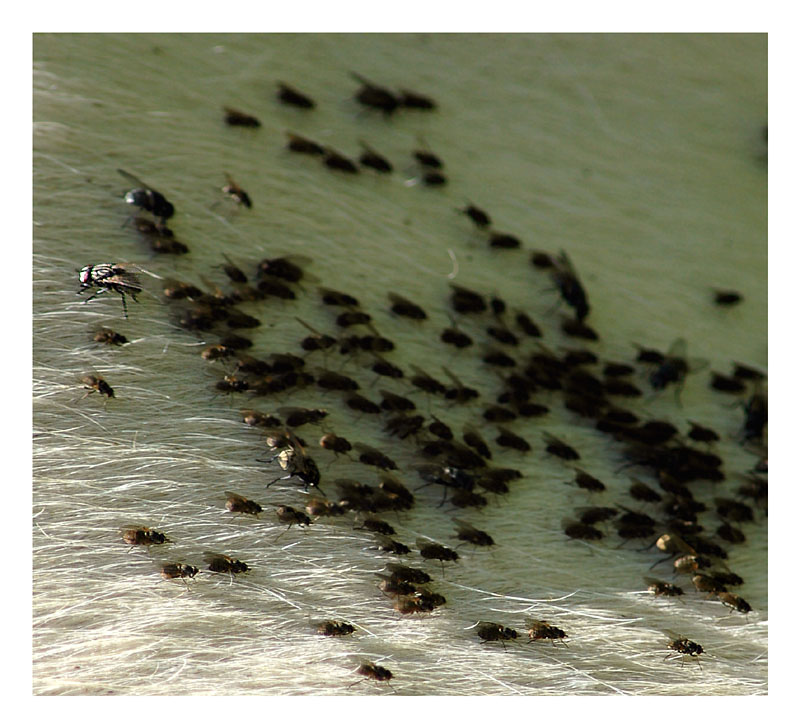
[{"x1": 33, "y1": 33, "x2": 767, "y2": 697}]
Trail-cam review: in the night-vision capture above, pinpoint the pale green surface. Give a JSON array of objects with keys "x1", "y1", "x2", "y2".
[{"x1": 33, "y1": 33, "x2": 766, "y2": 695}]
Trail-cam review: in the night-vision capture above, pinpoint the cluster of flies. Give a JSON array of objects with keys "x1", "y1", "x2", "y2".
[
  {"x1": 225, "y1": 75, "x2": 444, "y2": 186},
  {"x1": 72, "y1": 69, "x2": 765, "y2": 689},
  {"x1": 475, "y1": 618, "x2": 568, "y2": 651}
]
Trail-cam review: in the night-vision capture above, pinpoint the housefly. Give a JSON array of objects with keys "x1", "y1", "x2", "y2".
[
  {"x1": 355, "y1": 517, "x2": 395, "y2": 536},
  {"x1": 551, "y1": 251, "x2": 589, "y2": 322},
  {"x1": 257, "y1": 255, "x2": 311, "y2": 284},
  {"x1": 93, "y1": 327, "x2": 128, "y2": 346},
  {"x1": 358, "y1": 141, "x2": 393, "y2": 173},
  {"x1": 81, "y1": 374, "x2": 115, "y2": 399},
  {"x1": 354, "y1": 661, "x2": 393, "y2": 685},
  {"x1": 316, "y1": 620, "x2": 355, "y2": 636},
  {"x1": 450, "y1": 283, "x2": 487, "y2": 313},
  {"x1": 572, "y1": 469, "x2": 605, "y2": 492},
  {"x1": 379, "y1": 389, "x2": 417, "y2": 412},
  {"x1": 276, "y1": 504, "x2": 311, "y2": 529},
  {"x1": 381, "y1": 562, "x2": 431, "y2": 585},
  {"x1": 687, "y1": 422, "x2": 720, "y2": 443},
  {"x1": 222, "y1": 173, "x2": 252, "y2": 208},
  {"x1": 544, "y1": 432, "x2": 580, "y2": 460},
  {"x1": 453, "y1": 519, "x2": 494, "y2": 547},
  {"x1": 530, "y1": 250, "x2": 556, "y2": 268},
  {"x1": 319, "y1": 287, "x2": 359, "y2": 308},
  {"x1": 78, "y1": 263, "x2": 143, "y2": 318},
  {"x1": 525, "y1": 619, "x2": 567, "y2": 645},
  {"x1": 713, "y1": 290, "x2": 742, "y2": 306},
  {"x1": 717, "y1": 592, "x2": 752, "y2": 614},
  {"x1": 413, "y1": 147, "x2": 443, "y2": 169},
  {"x1": 649, "y1": 338, "x2": 691, "y2": 391},
  {"x1": 417, "y1": 539, "x2": 459, "y2": 572},
  {"x1": 121, "y1": 525, "x2": 169, "y2": 546},
  {"x1": 277, "y1": 82, "x2": 315, "y2": 109},
  {"x1": 644, "y1": 577, "x2": 684, "y2": 597},
  {"x1": 225, "y1": 491, "x2": 263, "y2": 515},
  {"x1": 388, "y1": 292, "x2": 427, "y2": 320},
  {"x1": 496, "y1": 426, "x2": 531, "y2": 452},
  {"x1": 710, "y1": 372, "x2": 747, "y2": 394},
  {"x1": 205, "y1": 552, "x2": 250, "y2": 574},
  {"x1": 563, "y1": 520, "x2": 603, "y2": 541},
  {"x1": 664, "y1": 629, "x2": 704, "y2": 664},
  {"x1": 241, "y1": 409, "x2": 281, "y2": 428},
  {"x1": 460, "y1": 203, "x2": 491, "y2": 228},
  {"x1": 515, "y1": 312, "x2": 542, "y2": 337},
  {"x1": 350, "y1": 72, "x2": 399, "y2": 114},
  {"x1": 398, "y1": 88, "x2": 436, "y2": 110},
  {"x1": 286, "y1": 131, "x2": 325, "y2": 155},
  {"x1": 323, "y1": 147, "x2": 359, "y2": 174},
  {"x1": 223, "y1": 106, "x2": 261, "y2": 127},
  {"x1": 488, "y1": 231, "x2": 521, "y2": 249},
  {"x1": 161, "y1": 563, "x2": 199, "y2": 580},
  {"x1": 441, "y1": 325, "x2": 473, "y2": 349},
  {"x1": 476, "y1": 622, "x2": 517, "y2": 647},
  {"x1": 575, "y1": 506, "x2": 617, "y2": 525},
  {"x1": 305, "y1": 498, "x2": 346, "y2": 518},
  {"x1": 463, "y1": 426, "x2": 492, "y2": 460},
  {"x1": 374, "y1": 535, "x2": 410, "y2": 555},
  {"x1": 742, "y1": 389, "x2": 767, "y2": 443},
  {"x1": 319, "y1": 432, "x2": 353, "y2": 457},
  {"x1": 393, "y1": 590, "x2": 446, "y2": 614},
  {"x1": 355, "y1": 443, "x2": 398, "y2": 470},
  {"x1": 345, "y1": 393, "x2": 382, "y2": 415},
  {"x1": 277, "y1": 407, "x2": 328, "y2": 429}
]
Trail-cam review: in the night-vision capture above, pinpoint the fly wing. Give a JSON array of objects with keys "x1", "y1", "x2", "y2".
[
  {"x1": 117, "y1": 168, "x2": 149, "y2": 189},
  {"x1": 441, "y1": 365, "x2": 463, "y2": 387},
  {"x1": 296, "y1": 317, "x2": 324, "y2": 335},
  {"x1": 452, "y1": 518, "x2": 475, "y2": 532},
  {"x1": 666, "y1": 530, "x2": 697, "y2": 555},
  {"x1": 283, "y1": 429, "x2": 309, "y2": 467},
  {"x1": 556, "y1": 250, "x2": 577, "y2": 275},
  {"x1": 666, "y1": 337, "x2": 688, "y2": 360},
  {"x1": 203, "y1": 551, "x2": 231, "y2": 562},
  {"x1": 354, "y1": 442, "x2": 379, "y2": 455},
  {"x1": 541, "y1": 430, "x2": 560, "y2": 446},
  {"x1": 686, "y1": 356, "x2": 709, "y2": 373},
  {"x1": 523, "y1": 617, "x2": 547, "y2": 629},
  {"x1": 264, "y1": 427, "x2": 297, "y2": 451},
  {"x1": 114, "y1": 268, "x2": 143, "y2": 291}
]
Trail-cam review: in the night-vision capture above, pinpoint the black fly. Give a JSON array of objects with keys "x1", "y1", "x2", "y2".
[
  {"x1": 350, "y1": 72, "x2": 399, "y2": 114},
  {"x1": 81, "y1": 374, "x2": 115, "y2": 399},
  {"x1": 222, "y1": 173, "x2": 252, "y2": 208},
  {"x1": 649, "y1": 338, "x2": 690, "y2": 392},
  {"x1": 118, "y1": 169, "x2": 175, "y2": 221},
  {"x1": 93, "y1": 327, "x2": 128, "y2": 346},
  {"x1": 358, "y1": 141, "x2": 393, "y2": 173},
  {"x1": 551, "y1": 251, "x2": 590, "y2": 322},
  {"x1": 277, "y1": 82, "x2": 315, "y2": 109},
  {"x1": 223, "y1": 106, "x2": 261, "y2": 127}
]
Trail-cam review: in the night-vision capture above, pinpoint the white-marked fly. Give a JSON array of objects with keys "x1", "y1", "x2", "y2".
[{"x1": 77, "y1": 263, "x2": 142, "y2": 318}]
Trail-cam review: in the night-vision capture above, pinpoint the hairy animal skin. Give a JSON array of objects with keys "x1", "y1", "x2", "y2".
[{"x1": 32, "y1": 33, "x2": 766, "y2": 696}]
